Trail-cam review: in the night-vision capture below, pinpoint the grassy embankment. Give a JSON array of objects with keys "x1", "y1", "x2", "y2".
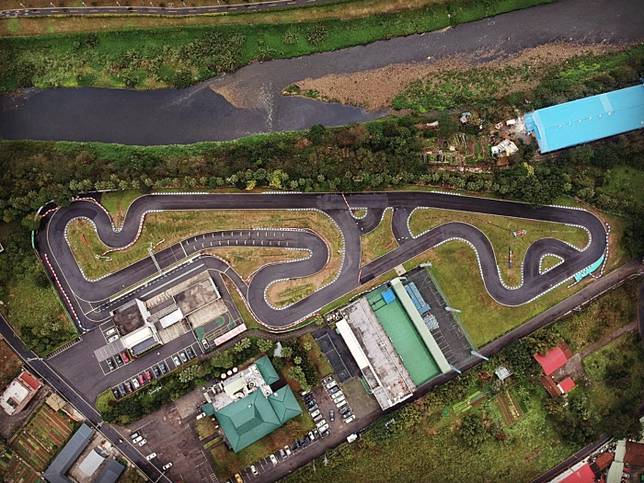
[
  {"x1": 66, "y1": 208, "x2": 343, "y2": 307},
  {"x1": 408, "y1": 207, "x2": 589, "y2": 287},
  {"x1": 359, "y1": 207, "x2": 398, "y2": 266},
  {"x1": 287, "y1": 282, "x2": 642, "y2": 482},
  {"x1": 0, "y1": 0, "x2": 553, "y2": 91}
]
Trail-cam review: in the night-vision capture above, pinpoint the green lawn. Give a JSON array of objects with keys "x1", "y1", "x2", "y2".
[
  {"x1": 360, "y1": 208, "x2": 398, "y2": 266},
  {"x1": 100, "y1": 190, "x2": 142, "y2": 228},
  {"x1": 0, "y1": 0, "x2": 552, "y2": 91}
]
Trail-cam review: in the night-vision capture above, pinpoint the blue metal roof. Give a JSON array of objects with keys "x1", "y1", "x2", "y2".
[{"x1": 524, "y1": 84, "x2": 644, "y2": 153}]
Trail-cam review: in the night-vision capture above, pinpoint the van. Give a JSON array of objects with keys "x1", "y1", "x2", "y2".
[{"x1": 346, "y1": 433, "x2": 358, "y2": 443}]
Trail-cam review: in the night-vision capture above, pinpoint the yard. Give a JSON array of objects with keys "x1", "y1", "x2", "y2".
[
  {"x1": 11, "y1": 404, "x2": 76, "y2": 471},
  {"x1": 408, "y1": 207, "x2": 589, "y2": 287},
  {"x1": 0, "y1": 339, "x2": 22, "y2": 389}
]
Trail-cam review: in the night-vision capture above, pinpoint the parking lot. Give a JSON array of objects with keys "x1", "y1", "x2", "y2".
[
  {"x1": 110, "y1": 341, "x2": 202, "y2": 400},
  {"x1": 124, "y1": 389, "x2": 216, "y2": 483}
]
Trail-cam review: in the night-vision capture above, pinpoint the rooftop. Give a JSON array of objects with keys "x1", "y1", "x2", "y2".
[
  {"x1": 534, "y1": 346, "x2": 570, "y2": 376},
  {"x1": 524, "y1": 83, "x2": 644, "y2": 153},
  {"x1": 43, "y1": 423, "x2": 93, "y2": 483}
]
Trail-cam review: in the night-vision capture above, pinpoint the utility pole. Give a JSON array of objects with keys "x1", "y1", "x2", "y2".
[{"x1": 148, "y1": 243, "x2": 162, "y2": 274}]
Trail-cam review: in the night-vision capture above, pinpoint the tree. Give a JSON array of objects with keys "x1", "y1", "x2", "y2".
[
  {"x1": 288, "y1": 365, "x2": 310, "y2": 391},
  {"x1": 293, "y1": 356, "x2": 302, "y2": 366},
  {"x1": 281, "y1": 345, "x2": 293, "y2": 359},
  {"x1": 256, "y1": 339, "x2": 274, "y2": 354},
  {"x1": 233, "y1": 337, "x2": 252, "y2": 353},
  {"x1": 178, "y1": 365, "x2": 199, "y2": 383},
  {"x1": 458, "y1": 412, "x2": 488, "y2": 448}
]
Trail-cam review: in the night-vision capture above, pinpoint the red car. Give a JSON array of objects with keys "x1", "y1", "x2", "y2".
[
  {"x1": 137, "y1": 374, "x2": 145, "y2": 385},
  {"x1": 120, "y1": 351, "x2": 130, "y2": 364},
  {"x1": 143, "y1": 370, "x2": 152, "y2": 382}
]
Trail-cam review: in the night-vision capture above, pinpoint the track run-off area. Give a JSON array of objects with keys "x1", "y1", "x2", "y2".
[{"x1": 36, "y1": 191, "x2": 608, "y2": 331}]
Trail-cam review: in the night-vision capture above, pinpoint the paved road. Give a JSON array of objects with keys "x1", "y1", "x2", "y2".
[
  {"x1": 531, "y1": 437, "x2": 611, "y2": 483},
  {"x1": 2, "y1": 0, "x2": 642, "y2": 144},
  {"x1": 37, "y1": 191, "x2": 608, "y2": 331},
  {"x1": 265, "y1": 261, "x2": 642, "y2": 483},
  {"x1": 0, "y1": 0, "x2": 332, "y2": 17},
  {"x1": 0, "y1": 313, "x2": 172, "y2": 483}
]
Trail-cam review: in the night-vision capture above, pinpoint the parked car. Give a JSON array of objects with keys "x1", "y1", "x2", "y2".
[
  {"x1": 159, "y1": 362, "x2": 168, "y2": 374},
  {"x1": 106, "y1": 359, "x2": 115, "y2": 371},
  {"x1": 318, "y1": 423, "x2": 329, "y2": 433},
  {"x1": 306, "y1": 400, "x2": 317, "y2": 410},
  {"x1": 124, "y1": 381, "x2": 132, "y2": 393},
  {"x1": 120, "y1": 351, "x2": 130, "y2": 364},
  {"x1": 316, "y1": 419, "x2": 327, "y2": 429},
  {"x1": 143, "y1": 371, "x2": 152, "y2": 382},
  {"x1": 269, "y1": 454, "x2": 278, "y2": 466},
  {"x1": 111, "y1": 387, "x2": 120, "y2": 399},
  {"x1": 279, "y1": 448, "x2": 287, "y2": 460},
  {"x1": 145, "y1": 453, "x2": 157, "y2": 461},
  {"x1": 233, "y1": 473, "x2": 243, "y2": 483},
  {"x1": 132, "y1": 435, "x2": 143, "y2": 444},
  {"x1": 308, "y1": 431, "x2": 316, "y2": 441},
  {"x1": 186, "y1": 347, "x2": 195, "y2": 359},
  {"x1": 303, "y1": 392, "x2": 314, "y2": 402},
  {"x1": 344, "y1": 415, "x2": 356, "y2": 424},
  {"x1": 329, "y1": 409, "x2": 335, "y2": 422},
  {"x1": 172, "y1": 355, "x2": 181, "y2": 367},
  {"x1": 337, "y1": 400, "x2": 348, "y2": 411},
  {"x1": 130, "y1": 431, "x2": 140, "y2": 440},
  {"x1": 117, "y1": 384, "x2": 126, "y2": 398},
  {"x1": 346, "y1": 433, "x2": 358, "y2": 443},
  {"x1": 162, "y1": 462, "x2": 173, "y2": 471},
  {"x1": 137, "y1": 374, "x2": 145, "y2": 385},
  {"x1": 334, "y1": 395, "x2": 346, "y2": 406},
  {"x1": 310, "y1": 409, "x2": 321, "y2": 419},
  {"x1": 202, "y1": 339, "x2": 209, "y2": 350},
  {"x1": 320, "y1": 429, "x2": 330, "y2": 438},
  {"x1": 313, "y1": 414, "x2": 324, "y2": 423},
  {"x1": 107, "y1": 334, "x2": 119, "y2": 343},
  {"x1": 331, "y1": 391, "x2": 345, "y2": 402},
  {"x1": 179, "y1": 351, "x2": 188, "y2": 363},
  {"x1": 250, "y1": 464, "x2": 258, "y2": 476},
  {"x1": 325, "y1": 380, "x2": 337, "y2": 390},
  {"x1": 340, "y1": 405, "x2": 351, "y2": 416},
  {"x1": 284, "y1": 445, "x2": 291, "y2": 457},
  {"x1": 114, "y1": 354, "x2": 123, "y2": 367},
  {"x1": 152, "y1": 366, "x2": 161, "y2": 378},
  {"x1": 138, "y1": 439, "x2": 147, "y2": 447},
  {"x1": 131, "y1": 378, "x2": 140, "y2": 390},
  {"x1": 105, "y1": 327, "x2": 117, "y2": 337},
  {"x1": 328, "y1": 385, "x2": 340, "y2": 395}
]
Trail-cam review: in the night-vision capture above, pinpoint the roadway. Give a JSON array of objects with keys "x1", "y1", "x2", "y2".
[
  {"x1": 36, "y1": 191, "x2": 608, "y2": 331},
  {"x1": 0, "y1": 0, "x2": 332, "y2": 18}
]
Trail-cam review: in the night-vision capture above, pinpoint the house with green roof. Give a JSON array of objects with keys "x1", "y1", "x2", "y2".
[{"x1": 202, "y1": 356, "x2": 302, "y2": 453}]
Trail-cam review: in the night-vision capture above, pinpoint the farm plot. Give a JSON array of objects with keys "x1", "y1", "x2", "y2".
[{"x1": 11, "y1": 405, "x2": 75, "y2": 471}]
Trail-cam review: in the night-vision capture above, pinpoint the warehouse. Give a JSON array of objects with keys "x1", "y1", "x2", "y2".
[{"x1": 524, "y1": 83, "x2": 644, "y2": 153}]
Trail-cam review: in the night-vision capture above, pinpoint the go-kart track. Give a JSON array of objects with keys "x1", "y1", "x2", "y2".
[{"x1": 37, "y1": 191, "x2": 608, "y2": 332}]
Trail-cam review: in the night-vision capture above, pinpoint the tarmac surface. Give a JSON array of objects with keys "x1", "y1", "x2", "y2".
[
  {"x1": 37, "y1": 191, "x2": 608, "y2": 332},
  {"x1": 2, "y1": 0, "x2": 643, "y2": 144}
]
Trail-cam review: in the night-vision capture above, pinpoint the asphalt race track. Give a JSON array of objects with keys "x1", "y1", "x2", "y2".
[{"x1": 37, "y1": 191, "x2": 608, "y2": 331}]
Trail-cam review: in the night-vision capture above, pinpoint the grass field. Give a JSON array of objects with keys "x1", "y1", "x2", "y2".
[
  {"x1": 602, "y1": 165, "x2": 644, "y2": 209},
  {"x1": 11, "y1": 405, "x2": 75, "y2": 471},
  {"x1": 360, "y1": 208, "x2": 398, "y2": 266},
  {"x1": 7, "y1": 264, "x2": 78, "y2": 356},
  {"x1": 409, "y1": 207, "x2": 589, "y2": 286},
  {"x1": 0, "y1": 0, "x2": 552, "y2": 91},
  {"x1": 206, "y1": 246, "x2": 308, "y2": 280},
  {"x1": 100, "y1": 189, "x2": 142, "y2": 228},
  {"x1": 539, "y1": 254, "x2": 562, "y2": 273},
  {"x1": 221, "y1": 274, "x2": 261, "y2": 329},
  {"x1": 300, "y1": 333, "x2": 334, "y2": 378}
]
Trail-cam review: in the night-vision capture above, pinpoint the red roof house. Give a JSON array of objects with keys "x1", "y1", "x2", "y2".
[
  {"x1": 19, "y1": 371, "x2": 42, "y2": 391},
  {"x1": 534, "y1": 346, "x2": 569, "y2": 375},
  {"x1": 560, "y1": 463, "x2": 596, "y2": 483},
  {"x1": 557, "y1": 377, "x2": 577, "y2": 395}
]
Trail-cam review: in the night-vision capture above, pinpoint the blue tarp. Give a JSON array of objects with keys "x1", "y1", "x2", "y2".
[
  {"x1": 574, "y1": 254, "x2": 605, "y2": 283},
  {"x1": 525, "y1": 84, "x2": 644, "y2": 153},
  {"x1": 382, "y1": 288, "x2": 396, "y2": 304}
]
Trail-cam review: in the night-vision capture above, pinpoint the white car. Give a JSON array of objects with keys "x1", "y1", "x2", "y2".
[
  {"x1": 269, "y1": 454, "x2": 278, "y2": 466},
  {"x1": 325, "y1": 380, "x2": 338, "y2": 390},
  {"x1": 332, "y1": 392, "x2": 345, "y2": 402},
  {"x1": 131, "y1": 378, "x2": 140, "y2": 390},
  {"x1": 318, "y1": 423, "x2": 329, "y2": 433},
  {"x1": 344, "y1": 415, "x2": 356, "y2": 424},
  {"x1": 145, "y1": 453, "x2": 157, "y2": 461},
  {"x1": 284, "y1": 445, "x2": 291, "y2": 457},
  {"x1": 310, "y1": 409, "x2": 321, "y2": 419},
  {"x1": 346, "y1": 433, "x2": 358, "y2": 443},
  {"x1": 138, "y1": 439, "x2": 147, "y2": 447},
  {"x1": 107, "y1": 334, "x2": 119, "y2": 343},
  {"x1": 162, "y1": 462, "x2": 173, "y2": 471},
  {"x1": 250, "y1": 465, "x2": 259, "y2": 476},
  {"x1": 316, "y1": 419, "x2": 327, "y2": 429},
  {"x1": 105, "y1": 327, "x2": 117, "y2": 337},
  {"x1": 132, "y1": 435, "x2": 143, "y2": 444},
  {"x1": 172, "y1": 355, "x2": 181, "y2": 367}
]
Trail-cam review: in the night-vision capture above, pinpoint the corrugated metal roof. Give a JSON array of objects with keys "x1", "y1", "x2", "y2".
[
  {"x1": 525, "y1": 84, "x2": 644, "y2": 153},
  {"x1": 95, "y1": 459, "x2": 125, "y2": 483},
  {"x1": 44, "y1": 423, "x2": 93, "y2": 483}
]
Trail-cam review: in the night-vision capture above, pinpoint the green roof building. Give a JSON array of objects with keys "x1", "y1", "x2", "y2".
[{"x1": 208, "y1": 357, "x2": 302, "y2": 453}]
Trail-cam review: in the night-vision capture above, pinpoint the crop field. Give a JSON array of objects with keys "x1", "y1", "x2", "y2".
[{"x1": 11, "y1": 404, "x2": 75, "y2": 471}]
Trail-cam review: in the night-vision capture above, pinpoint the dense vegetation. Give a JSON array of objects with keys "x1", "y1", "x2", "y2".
[
  {"x1": 394, "y1": 44, "x2": 644, "y2": 113},
  {"x1": 287, "y1": 282, "x2": 643, "y2": 482},
  {"x1": 0, "y1": 0, "x2": 552, "y2": 91}
]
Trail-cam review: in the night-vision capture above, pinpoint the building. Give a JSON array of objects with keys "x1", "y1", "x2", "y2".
[
  {"x1": 524, "y1": 83, "x2": 644, "y2": 153},
  {"x1": 535, "y1": 345, "x2": 577, "y2": 398},
  {"x1": 44, "y1": 423, "x2": 94, "y2": 483},
  {"x1": 0, "y1": 370, "x2": 41, "y2": 415},
  {"x1": 336, "y1": 276, "x2": 454, "y2": 410},
  {"x1": 200, "y1": 356, "x2": 301, "y2": 453}
]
